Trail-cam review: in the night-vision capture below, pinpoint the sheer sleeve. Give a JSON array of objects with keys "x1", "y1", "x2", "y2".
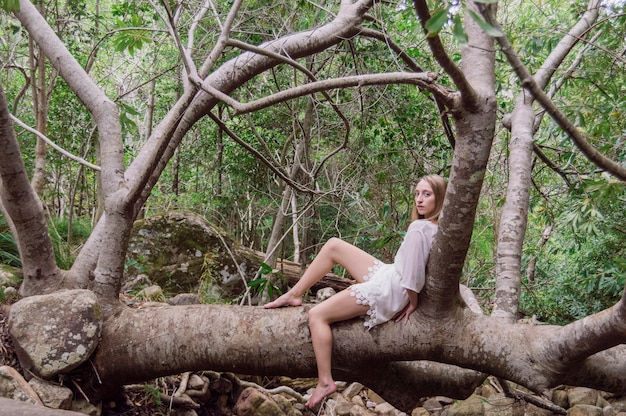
[{"x1": 394, "y1": 220, "x2": 437, "y2": 294}]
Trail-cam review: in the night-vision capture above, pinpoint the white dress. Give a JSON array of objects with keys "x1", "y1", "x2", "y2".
[{"x1": 349, "y1": 220, "x2": 438, "y2": 330}]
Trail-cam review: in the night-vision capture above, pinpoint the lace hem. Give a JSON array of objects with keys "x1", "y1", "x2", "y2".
[{"x1": 350, "y1": 260, "x2": 384, "y2": 329}]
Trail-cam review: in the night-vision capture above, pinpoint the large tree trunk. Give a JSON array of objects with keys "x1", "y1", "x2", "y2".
[
  {"x1": 493, "y1": 0, "x2": 602, "y2": 320},
  {"x1": 86, "y1": 291, "x2": 626, "y2": 411}
]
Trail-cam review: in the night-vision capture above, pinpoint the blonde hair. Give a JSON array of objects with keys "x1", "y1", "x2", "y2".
[{"x1": 411, "y1": 174, "x2": 447, "y2": 222}]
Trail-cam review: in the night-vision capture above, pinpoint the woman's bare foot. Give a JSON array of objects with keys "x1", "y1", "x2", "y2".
[
  {"x1": 305, "y1": 381, "x2": 337, "y2": 408},
  {"x1": 263, "y1": 291, "x2": 303, "y2": 308}
]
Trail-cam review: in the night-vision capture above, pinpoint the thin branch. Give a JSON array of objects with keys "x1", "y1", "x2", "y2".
[
  {"x1": 221, "y1": 38, "x2": 354, "y2": 177},
  {"x1": 216, "y1": 72, "x2": 443, "y2": 115},
  {"x1": 10, "y1": 114, "x2": 101, "y2": 171},
  {"x1": 198, "y1": 0, "x2": 243, "y2": 77},
  {"x1": 206, "y1": 111, "x2": 313, "y2": 194},
  {"x1": 358, "y1": 27, "x2": 457, "y2": 147},
  {"x1": 412, "y1": 0, "x2": 478, "y2": 112}
]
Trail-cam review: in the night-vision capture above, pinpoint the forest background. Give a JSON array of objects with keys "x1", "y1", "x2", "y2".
[
  {"x1": 0, "y1": 0, "x2": 626, "y2": 412},
  {"x1": 1, "y1": 0, "x2": 624, "y2": 323}
]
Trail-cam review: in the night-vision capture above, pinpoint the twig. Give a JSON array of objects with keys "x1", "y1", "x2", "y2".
[{"x1": 10, "y1": 114, "x2": 100, "y2": 171}]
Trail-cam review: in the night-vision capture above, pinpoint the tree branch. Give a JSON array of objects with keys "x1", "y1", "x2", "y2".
[
  {"x1": 9, "y1": 114, "x2": 101, "y2": 171},
  {"x1": 412, "y1": 0, "x2": 479, "y2": 112},
  {"x1": 0, "y1": 84, "x2": 63, "y2": 296}
]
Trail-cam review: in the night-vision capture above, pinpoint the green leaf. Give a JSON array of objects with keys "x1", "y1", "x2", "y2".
[
  {"x1": 2, "y1": 0, "x2": 20, "y2": 12},
  {"x1": 425, "y1": 8, "x2": 449, "y2": 37},
  {"x1": 452, "y1": 15, "x2": 468, "y2": 45},
  {"x1": 473, "y1": 0, "x2": 498, "y2": 3},
  {"x1": 468, "y1": 9, "x2": 504, "y2": 37},
  {"x1": 258, "y1": 262, "x2": 273, "y2": 275}
]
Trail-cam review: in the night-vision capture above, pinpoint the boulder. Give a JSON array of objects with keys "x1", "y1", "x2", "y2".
[
  {"x1": 567, "y1": 404, "x2": 604, "y2": 416},
  {"x1": 125, "y1": 211, "x2": 261, "y2": 298},
  {"x1": 0, "y1": 365, "x2": 41, "y2": 404},
  {"x1": 28, "y1": 378, "x2": 73, "y2": 409},
  {"x1": 125, "y1": 211, "x2": 351, "y2": 301},
  {"x1": 568, "y1": 387, "x2": 599, "y2": 407},
  {"x1": 8, "y1": 290, "x2": 102, "y2": 378},
  {"x1": 233, "y1": 386, "x2": 301, "y2": 416}
]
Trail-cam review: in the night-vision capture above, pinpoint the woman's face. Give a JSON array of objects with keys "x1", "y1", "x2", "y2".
[{"x1": 415, "y1": 179, "x2": 436, "y2": 219}]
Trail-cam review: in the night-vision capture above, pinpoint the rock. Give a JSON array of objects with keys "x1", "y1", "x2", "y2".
[
  {"x1": 525, "y1": 403, "x2": 557, "y2": 416},
  {"x1": 137, "y1": 285, "x2": 164, "y2": 301},
  {"x1": 568, "y1": 387, "x2": 599, "y2": 406},
  {"x1": 316, "y1": 287, "x2": 336, "y2": 302},
  {"x1": 567, "y1": 404, "x2": 604, "y2": 416},
  {"x1": 2, "y1": 286, "x2": 18, "y2": 302},
  {"x1": 0, "y1": 397, "x2": 85, "y2": 415},
  {"x1": 126, "y1": 211, "x2": 261, "y2": 298},
  {"x1": 553, "y1": 388, "x2": 570, "y2": 408},
  {"x1": 411, "y1": 408, "x2": 430, "y2": 416},
  {"x1": 233, "y1": 387, "x2": 296, "y2": 416},
  {"x1": 483, "y1": 393, "x2": 524, "y2": 416},
  {"x1": 341, "y1": 382, "x2": 364, "y2": 399},
  {"x1": 0, "y1": 365, "x2": 42, "y2": 404},
  {"x1": 366, "y1": 388, "x2": 386, "y2": 405},
  {"x1": 351, "y1": 394, "x2": 365, "y2": 407},
  {"x1": 447, "y1": 394, "x2": 484, "y2": 416},
  {"x1": 169, "y1": 293, "x2": 202, "y2": 305},
  {"x1": 8, "y1": 290, "x2": 102, "y2": 379},
  {"x1": 422, "y1": 397, "x2": 444, "y2": 412},
  {"x1": 28, "y1": 378, "x2": 73, "y2": 409},
  {"x1": 333, "y1": 399, "x2": 354, "y2": 415},
  {"x1": 481, "y1": 383, "x2": 499, "y2": 398},
  {"x1": 70, "y1": 399, "x2": 100, "y2": 416},
  {"x1": 612, "y1": 396, "x2": 626, "y2": 412},
  {"x1": 374, "y1": 401, "x2": 405, "y2": 415}
]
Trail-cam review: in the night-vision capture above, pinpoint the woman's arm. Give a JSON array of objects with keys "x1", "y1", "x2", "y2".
[{"x1": 394, "y1": 289, "x2": 419, "y2": 323}]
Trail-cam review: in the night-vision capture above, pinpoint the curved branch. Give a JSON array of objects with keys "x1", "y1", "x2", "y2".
[
  {"x1": 15, "y1": 0, "x2": 124, "y2": 197},
  {"x1": 349, "y1": 27, "x2": 457, "y2": 147},
  {"x1": 228, "y1": 72, "x2": 444, "y2": 114},
  {"x1": 413, "y1": 0, "x2": 479, "y2": 112},
  {"x1": 10, "y1": 114, "x2": 101, "y2": 171},
  {"x1": 222, "y1": 38, "x2": 353, "y2": 178},
  {"x1": 206, "y1": 111, "x2": 313, "y2": 194}
]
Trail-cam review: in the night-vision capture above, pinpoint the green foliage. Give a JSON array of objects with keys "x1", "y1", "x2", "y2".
[
  {"x1": 0, "y1": 0, "x2": 19, "y2": 12},
  {"x1": 521, "y1": 176, "x2": 626, "y2": 324},
  {"x1": 0, "y1": 230, "x2": 20, "y2": 267},
  {"x1": 248, "y1": 262, "x2": 285, "y2": 300}
]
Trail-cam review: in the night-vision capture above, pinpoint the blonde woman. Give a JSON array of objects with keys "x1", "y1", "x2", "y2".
[{"x1": 265, "y1": 174, "x2": 447, "y2": 408}]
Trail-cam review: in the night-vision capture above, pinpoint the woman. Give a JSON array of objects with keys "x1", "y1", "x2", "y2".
[{"x1": 264, "y1": 174, "x2": 447, "y2": 408}]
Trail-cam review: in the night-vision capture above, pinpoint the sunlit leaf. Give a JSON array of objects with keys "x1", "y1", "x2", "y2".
[
  {"x1": 468, "y1": 9, "x2": 504, "y2": 37},
  {"x1": 425, "y1": 8, "x2": 449, "y2": 37},
  {"x1": 452, "y1": 15, "x2": 468, "y2": 45}
]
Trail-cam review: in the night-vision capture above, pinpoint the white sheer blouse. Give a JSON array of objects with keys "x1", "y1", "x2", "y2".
[{"x1": 350, "y1": 219, "x2": 438, "y2": 329}]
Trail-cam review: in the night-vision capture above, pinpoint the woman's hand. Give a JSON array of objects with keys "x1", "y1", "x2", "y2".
[{"x1": 394, "y1": 290, "x2": 418, "y2": 324}]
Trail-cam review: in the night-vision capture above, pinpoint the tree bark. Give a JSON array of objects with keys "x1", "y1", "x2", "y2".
[
  {"x1": 86, "y1": 293, "x2": 626, "y2": 411},
  {"x1": 492, "y1": 0, "x2": 602, "y2": 321},
  {"x1": 0, "y1": 84, "x2": 63, "y2": 296}
]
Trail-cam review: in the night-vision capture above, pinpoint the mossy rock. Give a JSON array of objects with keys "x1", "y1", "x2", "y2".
[
  {"x1": 0, "y1": 264, "x2": 22, "y2": 288},
  {"x1": 125, "y1": 211, "x2": 260, "y2": 299}
]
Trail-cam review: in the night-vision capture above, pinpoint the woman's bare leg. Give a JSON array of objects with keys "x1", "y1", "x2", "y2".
[
  {"x1": 264, "y1": 237, "x2": 376, "y2": 308},
  {"x1": 305, "y1": 289, "x2": 370, "y2": 408}
]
